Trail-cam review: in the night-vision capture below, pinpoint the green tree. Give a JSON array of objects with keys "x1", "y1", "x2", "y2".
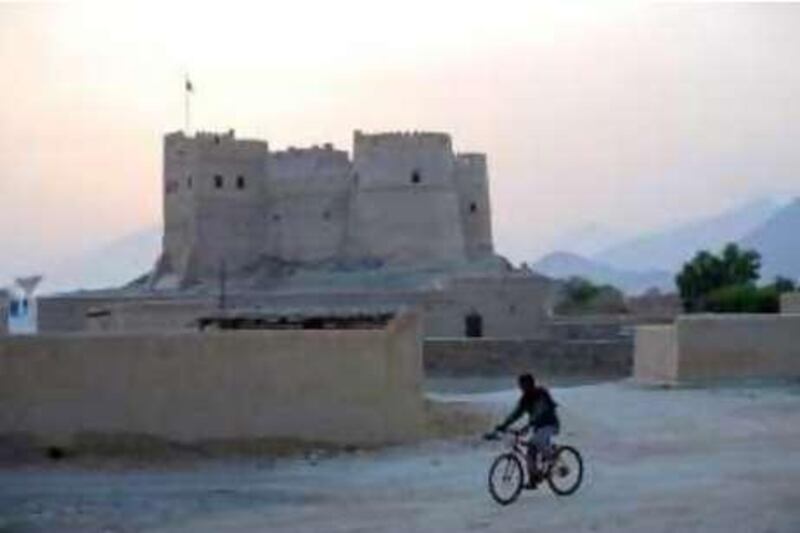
[
  {"x1": 720, "y1": 243, "x2": 761, "y2": 286},
  {"x1": 771, "y1": 276, "x2": 796, "y2": 293},
  {"x1": 562, "y1": 277, "x2": 601, "y2": 305},
  {"x1": 676, "y1": 243, "x2": 761, "y2": 312},
  {"x1": 555, "y1": 277, "x2": 628, "y2": 315},
  {"x1": 704, "y1": 285, "x2": 780, "y2": 313}
]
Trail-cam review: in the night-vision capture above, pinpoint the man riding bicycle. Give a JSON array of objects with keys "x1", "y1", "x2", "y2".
[{"x1": 485, "y1": 373, "x2": 560, "y2": 489}]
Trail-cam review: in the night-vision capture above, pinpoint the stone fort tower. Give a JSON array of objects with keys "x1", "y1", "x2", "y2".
[
  {"x1": 161, "y1": 130, "x2": 268, "y2": 282},
  {"x1": 158, "y1": 129, "x2": 494, "y2": 285}
]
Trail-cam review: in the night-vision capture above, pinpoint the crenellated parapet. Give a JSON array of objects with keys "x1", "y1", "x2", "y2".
[
  {"x1": 269, "y1": 144, "x2": 352, "y2": 195},
  {"x1": 158, "y1": 128, "x2": 496, "y2": 285},
  {"x1": 161, "y1": 130, "x2": 269, "y2": 282},
  {"x1": 353, "y1": 130, "x2": 452, "y2": 148},
  {"x1": 352, "y1": 130, "x2": 455, "y2": 191},
  {"x1": 265, "y1": 144, "x2": 354, "y2": 262},
  {"x1": 163, "y1": 130, "x2": 268, "y2": 198}
]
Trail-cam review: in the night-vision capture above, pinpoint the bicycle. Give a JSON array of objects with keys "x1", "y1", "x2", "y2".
[{"x1": 484, "y1": 428, "x2": 584, "y2": 505}]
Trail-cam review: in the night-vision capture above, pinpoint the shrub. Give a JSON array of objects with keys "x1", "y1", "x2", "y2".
[
  {"x1": 676, "y1": 243, "x2": 761, "y2": 312},
  {"x1": 555, "y1": 277, "x2": 628, "y2": 315},
  {"x1": 704, "y1": 284, "x2": 780, "y2": 313}
]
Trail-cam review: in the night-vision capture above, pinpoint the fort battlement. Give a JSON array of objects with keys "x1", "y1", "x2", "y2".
[
  {"x1": 455, "y1": 153, "x2": 487, "y2": 166},
  {"x1": 353, "y1": 130, "x2": 452, "y2": 150},
  {"x1": 277, "y1": 142, "x2": 341, "y2": 155},
  {"x1": 164, "y1": 130, "x2": 268, "y2": 166},
  {"x1": 269, "y1": 145, "x2": 352, "y2": 196},
  {"x1": 160, "y1": 128, "x2": 494, "y2": 281},
  {"x1": 272, "y1": 145, "x2": 350, "y2": 168}
]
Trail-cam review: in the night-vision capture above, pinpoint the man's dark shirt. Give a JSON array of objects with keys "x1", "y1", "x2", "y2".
[{"x1": 497, "y1": 387, "x2": 559, "y2": 431}]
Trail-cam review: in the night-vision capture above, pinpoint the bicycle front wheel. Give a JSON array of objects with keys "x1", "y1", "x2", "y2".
[
  {"x1": 546, "y1": 445, "x2": 584, "y2": 496},
  {"x1": 488, "y1": 453, "x2": 524, "y2": 505}
]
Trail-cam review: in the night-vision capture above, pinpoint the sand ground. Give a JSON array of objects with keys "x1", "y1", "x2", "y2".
[{"x1": 2, "y1": 380, "x2": 800, "y2": 532}]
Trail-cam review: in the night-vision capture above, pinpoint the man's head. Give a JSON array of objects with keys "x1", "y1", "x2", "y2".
[{"x1": 518, "y1": 373, "x2": 536, "y2": 393}]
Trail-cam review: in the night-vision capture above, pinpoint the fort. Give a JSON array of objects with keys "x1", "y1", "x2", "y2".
[
  {"x1": 156, "y1": 129, "x2": 494, "y2": 283},
  {"x1": 37, "y1": 129, "x2": 556, "y2": 338}
]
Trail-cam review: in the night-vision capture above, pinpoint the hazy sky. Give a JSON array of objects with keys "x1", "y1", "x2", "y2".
[{"x1": 1, "y1": 1, "x2": 799, "y2": 283}]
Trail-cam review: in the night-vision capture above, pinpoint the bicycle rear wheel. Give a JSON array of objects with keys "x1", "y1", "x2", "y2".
[
  {"x1": 545, "y1": 445, "x2": 584, "y2": 496},
  {"x1": 488, "y1": 453, "x2": 524, "y2": 505}
]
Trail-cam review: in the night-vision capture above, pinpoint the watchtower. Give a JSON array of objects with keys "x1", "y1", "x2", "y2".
[
  {"x1": 454, "y1": 153, "x2": 494, "y2": 260},
  {"x1": 161, "y1": 130, "x2": 268, "y2": 283},
  {"x1": 349, "y1": 131, "x2": 467, "y2": 265},
  {"x1": 265, "y1": 145, "x2": 353, "y2": 262}
]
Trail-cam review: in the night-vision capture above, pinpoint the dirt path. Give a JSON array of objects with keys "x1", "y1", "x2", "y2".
[{"x1": 2, "y1": 382, "x2": 800, "y2": 532}]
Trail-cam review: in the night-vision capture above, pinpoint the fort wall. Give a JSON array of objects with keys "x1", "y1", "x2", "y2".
[
  {"x1": 780, "y1": 292, "x2": 800, "y2": 313},
  {"x1": 634, "y1": 314, "x2": 800, "y2": 383},
  {"x1": 424, "y1": 338, "x2": 632, "y2": 378},
  {"x1": 423, "y1": 274, "x2": 555, "y2": 338},
  {"x1": 0, "y1": 312, "x2": 424, "y2": 446},
  {"x1": 37, "y1": 296, "x2": 114, "y2": 333},
  {"x1": 160, "y1": 129, "x2": 499, "y2": 281},
  {"x1": 162, "y1": 131, "x2": 269, "y2": 281},
  {"x1": 349, "y1": 131, "x2": 466, "y2": 265},
  {"x1": 266, "y1": 146, "x2": 353, "y2": 262},
  {"x1": 0, "y1": 290, "x2": 8, "y2": 335},
  {"x1": 633, "y1": 325, "x2": 678, "y2": 384},
  {"x1": 454, "y1": 153, "x2": 493, "y2": 260},
  {"x1": 38, "y1": 272, "x2": 556, "y2": 339}
]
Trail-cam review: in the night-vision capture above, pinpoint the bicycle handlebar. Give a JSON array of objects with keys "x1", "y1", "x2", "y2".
[
  {"x1": 483, "y1": 427, "x2": 527, "y2": 441},
  {"x1": 497, "y1": 427, "x2": 528, "y2": 436}
]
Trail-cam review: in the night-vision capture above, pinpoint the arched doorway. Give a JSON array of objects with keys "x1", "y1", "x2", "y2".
[{"x1": 465, "y1": 312, "x2": 483, "y2": 338}]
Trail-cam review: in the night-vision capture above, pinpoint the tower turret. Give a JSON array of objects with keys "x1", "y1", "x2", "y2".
[
  {"x1": 161, "y1": 130, "x2": 268, "y2": 284},
  {"x1": 454, "y1": 153, "x2": 494, "y2": 259},
  {"x1": 265, "y1": 144, "x2": 352, "y2": 262},
  {"x1": 349, "y1": 131, "x2": 467, "y2": 266}
]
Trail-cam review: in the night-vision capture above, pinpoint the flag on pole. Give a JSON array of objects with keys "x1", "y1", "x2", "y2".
[{"x1": 184, "y1": 75, "x2": 194, "y2": 133}]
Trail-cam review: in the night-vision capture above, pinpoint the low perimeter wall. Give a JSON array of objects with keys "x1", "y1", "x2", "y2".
[
  {"x1": 0, "y1": 313, "x2": 424, "y2": 448},
  {"x1": 424, "y1": 338, "x2": 632, "y2": 379},
  {"x1": 781, "y1": 292, "x2": 800, "y2": 314},
  {"x1": 0, "y1": 291, "x2": 8, "y2": 335},
  {"x1": 634, "y1": 314, "x2": 800, "y2": 384}
]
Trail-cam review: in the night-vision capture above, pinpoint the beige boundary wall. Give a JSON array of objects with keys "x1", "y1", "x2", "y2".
[
  {"x1": 425, "y1": 338, "x2": 632, "y2": 379},
  {"x1": 0, "y1": 290, "x2": 8, "y2": 335},
  {"x1": 634, "y1": 314, "x2": 800, "y2": 384},
  {"x1": 0, "y1": 312, "x2": 424, "y2": 448},
  {"x1": 781, "y1": 292, "x2": 800, "y2": 314},
  {"x1": 633, "y1": 325, "x2": 678, "y2": 384}
]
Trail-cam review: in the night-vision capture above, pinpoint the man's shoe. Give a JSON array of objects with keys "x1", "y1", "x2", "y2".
[
  {"x1": 524, "y1": 473, "x2": 542, "y2": 490},
  {"x1": 525, "y1": 471, "x2": 544, "y2": 489}
]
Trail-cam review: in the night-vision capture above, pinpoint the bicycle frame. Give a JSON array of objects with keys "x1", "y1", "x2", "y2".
[
  {"x1": 488, "y1": 428, "x2": 584, "y2": 501},
  {"x1": 499, "y1": 429, "x2": 555, "y2": 476},
  {"x1": 503, "y1": 430, "x2": 528, "y2": 455}
]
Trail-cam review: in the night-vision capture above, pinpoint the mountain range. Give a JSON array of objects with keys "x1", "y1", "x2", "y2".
[
  {"x1": 36, "y1": 227, "x2": 161, "y2": 295},
  {"x1": 740, "y1": 199, "x2": 800, "y2": 281},
  {"x1": 8, "y1": 197, "x2": 799, "y2": 297},
  {"x1": 533, "y1": 197, "x2": 800, "y2": 294},
  {"x1": 531, "y1": 251, "x2": 674, "y2": 294},
  {"x1": 595, "y1": 197, "x2": 781, "y2": 272}
]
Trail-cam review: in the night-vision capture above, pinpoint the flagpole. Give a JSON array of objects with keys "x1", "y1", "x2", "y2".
[{"x1": 184, "y1": 74, "x2": 191, "y2": 134}]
